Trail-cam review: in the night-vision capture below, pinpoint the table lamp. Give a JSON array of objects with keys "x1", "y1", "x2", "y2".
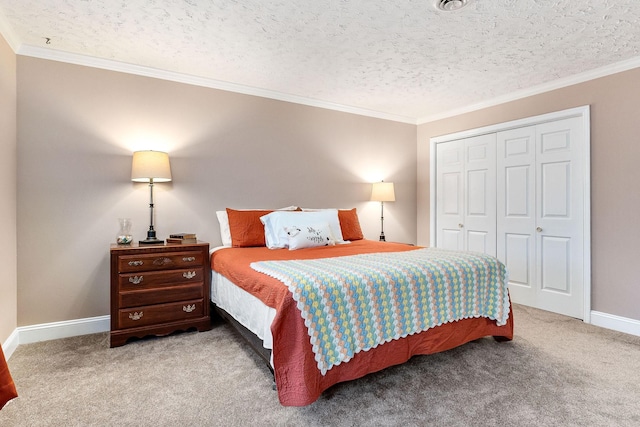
[
  {"x1": 370, "y1": 181, "x2": 395, "y2": 242},
  {"x1": 131, "y1": 150, "x2": 172, "y2": 245}
]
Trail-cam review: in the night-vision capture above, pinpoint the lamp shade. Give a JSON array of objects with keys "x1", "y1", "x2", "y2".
[
  {"x1": 370, "y1": 181, "x2": 395, "y2": 202},
  {"x1": 131, "y1": 150, "x2": 172, "y2": 182}
]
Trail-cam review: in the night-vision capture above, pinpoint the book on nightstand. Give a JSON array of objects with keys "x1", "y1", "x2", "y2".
[
  {"x1": 169, "y1": 233, "x2": 197, "y2": 239},
  {"x1": 167, "y1": 233, "x2": 197, "y2": 244}
]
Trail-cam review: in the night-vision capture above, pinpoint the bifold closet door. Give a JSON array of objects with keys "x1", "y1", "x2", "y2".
[
  {"x1": 497, "y1": 117, "x2": 585, "y2": 318},
  {"x1": 496, "y1": 126, "x2": 537, "y2": 305},
  {"x1": 436, "y1": 133, "x2": 496, "y2": 256}
]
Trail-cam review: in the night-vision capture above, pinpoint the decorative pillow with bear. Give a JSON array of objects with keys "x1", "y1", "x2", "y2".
[
  {"x1": 261, "y1": 210, "x2": 345, "y2": 249},
  {"x1": 286, "y1": 223, "x2": 336, "y2": 250},
  {"x1": 301, "y1": 208, "x2": 364, "y2": 241}
]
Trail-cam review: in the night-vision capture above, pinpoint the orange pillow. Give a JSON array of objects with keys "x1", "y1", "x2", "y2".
[
  {"x1": 338, "y1": 208, "x2": 364, "y2": 241},
  {"x1": 226, "y1": 208, "x2": 273, "y2": 247}
]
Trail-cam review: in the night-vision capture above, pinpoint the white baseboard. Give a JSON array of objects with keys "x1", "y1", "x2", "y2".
[
  {"x1": 3, "y1": 311, "x2": 638, "y2": 361},
  {"x1": 2, "y1": 316, "x2": 109, "y2": 360},
  {"x1": 590, "y1": 311, "x2": 640, "y2": 337},
  {"x1": 17, "y1": 315, "x2": 110, "y2": 346}
]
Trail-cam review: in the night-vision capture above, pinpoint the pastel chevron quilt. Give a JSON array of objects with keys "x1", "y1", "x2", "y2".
[{"x1": 251, "y1": 248, "x2": 510, "y2": 375}]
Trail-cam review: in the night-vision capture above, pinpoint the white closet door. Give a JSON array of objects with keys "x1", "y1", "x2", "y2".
[
  {"x1": 464, "y1": 134, "x2": 497, "y2": 256},
  {"x1": 432, "y1": 106, "x2": 590, "y2": 320},
  {"x1": 497, "y1": 117, "x2": 584, "y2": 318},
  {"x1": 436, "y1": 139, "x2": 464, "y2": 251},
  {"x1": 497, "y1": 126, "x2": 537, "y2": 305},
  {"x1": 436, "y1": 134, "x2": 496, "y2": 255},
  {"x1": 535, "y1": 117, "x2": 584, "y2": 318}
]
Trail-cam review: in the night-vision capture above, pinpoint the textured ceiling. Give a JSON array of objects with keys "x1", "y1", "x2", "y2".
[{"x1": 1, "y1": 0, "x2": 640, "y2": 123}]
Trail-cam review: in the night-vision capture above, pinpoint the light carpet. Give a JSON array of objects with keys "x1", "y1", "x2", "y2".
[{"x1": 1, "y1": 304, "x2": 639, "y2": 426}]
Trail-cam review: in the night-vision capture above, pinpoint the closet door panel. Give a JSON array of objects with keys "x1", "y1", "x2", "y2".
[
  {"x1": 442, "y1": 172, "x2": 462, "y2": 214},
  {"x1": 536, "y1": 117, "x2": 584, "y2": 318},
  {"x1": 441, "y1": 228, "x2": 462, "y2": 251},
  {"x1": 540, "y1": 236, "x2": 571, "y2": 293},
  {"x1": 467, "y1": 230, "x2": 490, "y2": 254},
  {"x1": 540, "y1": 161, "x2": 571, "y2": 218},
  {"x1": 503, "y1": 233, "x2": 531, "y2": 286},
  {"x1": 436, "y1": 140, "x2": 464, "y2": 251},
  {"x1": 467, "y1": 169, "x2": 488, "y2": 216},
  {"x1": 464, "y1": 134, "x2": 496, "y2": 256},
  {"x1": 505, "y1": 165, "x2": 531, "y2": 217},
  {"x1": 497, "y1": 126, "x2": 536, "y2": 304}
]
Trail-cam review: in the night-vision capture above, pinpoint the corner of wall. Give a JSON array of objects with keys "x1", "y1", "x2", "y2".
[
  {"x1": 0, "y1": 22, "x2": 18, "y2": 350},
  {"x1": 1, "y1": 329, "x2": 19, "y2": 360}
]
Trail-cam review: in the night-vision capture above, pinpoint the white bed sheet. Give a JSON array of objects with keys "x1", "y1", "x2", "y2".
[{"x1": 210, "y1": 270, "x2": 277, "y2": 354}]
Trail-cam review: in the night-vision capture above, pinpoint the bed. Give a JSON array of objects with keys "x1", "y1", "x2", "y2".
[{"x1": 210, "y1": 208, "x2": 513, "y2": 406}]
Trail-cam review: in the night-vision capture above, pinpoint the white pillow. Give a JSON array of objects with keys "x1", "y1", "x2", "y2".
[
  {"x1": 260, "y1": 209, "x2": 345, "y2": 249},
  {"x1": 286, "y1": 223, "x2": 336, "y2": 250},
  {"x1": 215, "y1": 206, "x2": 297, "y2": 247},
  {"x1": 216, "y1": 210, "x2": 233, "y2": 246}
]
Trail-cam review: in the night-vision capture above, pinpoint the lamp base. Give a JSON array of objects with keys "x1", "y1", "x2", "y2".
[
  {"x1": 139, "y1": 229, "x2": 163, "y2": 245},
  {"x1": 379, "y1": 232, "x2": 386, "y2": 242}
]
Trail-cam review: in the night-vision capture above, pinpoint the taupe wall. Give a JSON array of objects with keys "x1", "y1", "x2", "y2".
[
  {"x1": 8, "y1": 43, "x2": 640, "y2": 330},
  {"x1": 0, "y1": 34, "x2": 17, "y2": 344},
  {"x1": 418, "y1": 68, "x2": 640, "y2": 322},
  {"x1": 16, "y1": 56, "x2": 417, "y2": 326}
]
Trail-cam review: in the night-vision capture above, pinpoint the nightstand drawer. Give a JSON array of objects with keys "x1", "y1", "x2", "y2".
[
  {"x1": 119, "y1": 284, "x2": 204, "y2": 308},
  {"x1": 118, "y1": 299, "x2": 205, "y2": 329},
  {"x1": 118, "y1": 251, "x2": 204, "y2": 273},
  {"x1": 118, "y1": 268, "x2": 205, "y2": 290}
]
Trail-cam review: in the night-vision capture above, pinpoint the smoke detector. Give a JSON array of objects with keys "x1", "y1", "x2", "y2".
[{"x1": 435, "y1": 0, "x2": 473, "y2": 11}]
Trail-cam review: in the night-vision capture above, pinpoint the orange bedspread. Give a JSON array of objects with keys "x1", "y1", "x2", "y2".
[
  {"x1": 211, "y1": 240, "x2": 513, "y2": 406},
  {"x1": 0, "y1": 346, "x2": 17, "y2": 410}
]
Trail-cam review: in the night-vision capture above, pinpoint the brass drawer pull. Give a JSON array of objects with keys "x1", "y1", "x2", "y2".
[
  {"x1": 128, "y1": 260, "x2": 144, "y2": 267},
  {"x1": 183, "y1": 271, "x2": 197, "y2": 279},
  {"x1": 183, "y1": 304, "x2": 196, "y2": 313},
  {"x1": 183, "y1": 256, "x2": 196, "y2": 262},
  {"x1": 129, "y1": 276, "x2": 143, "y2": 285},
  {"x1": 129, "y1": 311, "x2": 143, "y2": 321}
]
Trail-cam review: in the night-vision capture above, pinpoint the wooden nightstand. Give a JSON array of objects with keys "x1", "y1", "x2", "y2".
[{"x1": 110, "y1": 242, "x2": 211, "y2": 347}]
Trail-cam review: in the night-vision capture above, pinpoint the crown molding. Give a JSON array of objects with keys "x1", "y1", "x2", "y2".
[
  {"x1": 17, "y1": 44, "x2": 417, "y2": 125},
  {"x1": 417, "y1": 55, "x2": 640, "y2": 124},
  {"x1": 13, "y1": 42, "x2": 640, "y2": 126},
  {"x1": 0, "y1": 15, "x2": 20, "y2": 52}
]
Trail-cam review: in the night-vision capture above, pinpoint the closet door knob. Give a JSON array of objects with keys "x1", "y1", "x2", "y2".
[
  {"x1": 536, "y1": 227, "x2": 543, "y2": 232},
  {"x1": 458, "y1": 223, "x2": 464, "y2": 228}
]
